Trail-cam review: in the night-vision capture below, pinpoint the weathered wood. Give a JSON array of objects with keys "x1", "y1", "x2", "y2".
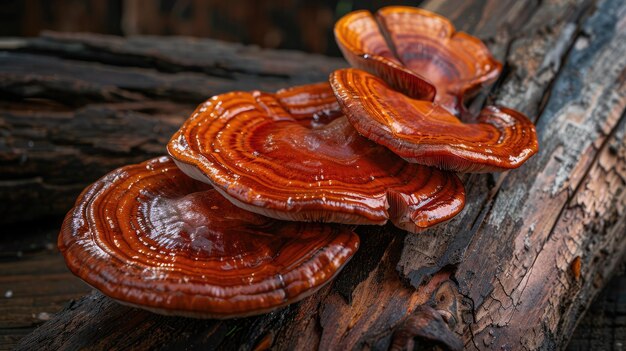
[
  {"x1": 398, "y1": 0, "x2": 594, "y2": 285},
  {"x1": 0, "y1": 101, "x2": 190, "y2": 223},
  {"x1": 4, "y1": 0, "x2": 626, "y2": 349},
  {"x1": 0, "y1": 38, "x2": 345, "y2": 223},
  {"x1": 567, "y1": 265, "x2": 626, "y2": 350},
  {"x1": 0, "y1": 226, "x2": 90, "y2": 351},
  {"x1": 24, "y1": 31, "x2": 347, "y2": 82}
]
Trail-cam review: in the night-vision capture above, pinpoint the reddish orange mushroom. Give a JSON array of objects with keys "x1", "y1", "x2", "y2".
[
  {"x1": 335, "y1": 6, "x2": 501, "y2": 115},
  {"x1": 59, "y1": 157, "x2": 359, "y2": 318},
  {"x1": 332, "y1": 9, "x2": 437, "y2": 103},
  {"x1": 330, "y1": 69, "x2": 538, "y2": 173},
  {"x1": 168, "y1": 83, "x2": 465, "y2": 233}
]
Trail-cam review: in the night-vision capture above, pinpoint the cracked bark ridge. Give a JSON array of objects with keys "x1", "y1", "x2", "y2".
[
  {"x1": 394, "y1": 0, "x2": 602, "y2": 291},
  {"x1": 454, "y1": 0, "x2": 626, "y2": 347}
]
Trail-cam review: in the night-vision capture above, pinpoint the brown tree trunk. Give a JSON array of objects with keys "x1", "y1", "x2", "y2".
[{"x1": 3, "y1": 0, "x2": 626, "y2": 349}]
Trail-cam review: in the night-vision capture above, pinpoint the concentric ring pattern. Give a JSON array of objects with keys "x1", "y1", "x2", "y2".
[
  {"x1": 335, "y1": 6, "x2": 502, "y2": 115},
  {"x1": 59, "y1": 156, "x2": 360, "y2": 318},
  {"x1": 331, "y1": 69, "x2": 539, "y2": 173},
  {"x1": 167, "y1": 83, "x2": 465, "y2": 232}
]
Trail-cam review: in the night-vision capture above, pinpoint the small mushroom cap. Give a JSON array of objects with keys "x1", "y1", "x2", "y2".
[
  {"x1": 334, "y1": 6, "x2": 502, "y2": 115},
  {"x1": 58, "y1": 156, "x2": 359, "y2": 318},
  {"x1": 333, "y1": 9, "x2": 437, "y2": 102},
  {"x1": 330, "y1": 69, "x2": 539, "y2": 173},
  {"x1": 168, "y1": 83, "x2": 465, "y2": 232}
]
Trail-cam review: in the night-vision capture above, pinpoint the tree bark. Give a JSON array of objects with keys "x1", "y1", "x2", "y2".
[
  {"x1": 0, "y1": 33, "x2": 345, "y2": 223},
  {"x1": 4, "y1": 0, "x2": 626, "y2": 349}
]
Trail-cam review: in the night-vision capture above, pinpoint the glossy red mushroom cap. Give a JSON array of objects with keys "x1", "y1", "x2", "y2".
[
  {"x1": 334, "y1": 6, "x2": 502, "y2": 115},
  {"x1": 330, "y1": 69, "x2": 538, "y2": 173},
  {"x1": 168, "y1": 83, "x2": 465, "y2": 233},
  {"x1": 59, "y1": 157, "x2": 359, "y2": 318}
]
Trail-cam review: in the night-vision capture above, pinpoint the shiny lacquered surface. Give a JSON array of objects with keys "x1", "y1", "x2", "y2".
[
  {"x1": 333, "y1": 9, "x2": 437, "y2": 103},
  {"x1": 334, "y1": 6, "x2": 501, "y2": 115},
  {"x1": 168, "y1": 83, "x2": 465, "y2": 233},
  {"x1": 331, "y1": 69, "x2": 538, "y2": 172},
  {"x1": 58, "y1": 156, "x2": 359, "y2": 318}
]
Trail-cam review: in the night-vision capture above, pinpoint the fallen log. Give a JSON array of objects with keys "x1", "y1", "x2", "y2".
[{"x1": 5, "y1": 0, "x2": 626, "y2": 349}]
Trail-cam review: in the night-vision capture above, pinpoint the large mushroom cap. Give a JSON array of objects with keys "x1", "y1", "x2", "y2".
[
  {"x1": 334, "y1": 6, "x2": 501, "y2": 115},
  {"x1": 59, "y1": 156, "x2": 359, "y2": 318},
  {"x1": 167, "y1": 83, "x2": 465, "y2": 233},
  {"x1": 330, "y1": 69, "x2": 539, "y2": 173}
]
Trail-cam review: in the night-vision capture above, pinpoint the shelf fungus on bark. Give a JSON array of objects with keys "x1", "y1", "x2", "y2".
[
  {"x1": 330, "y1": 69, "x2": 538, "y2": 173},
  {"x1": 334, "y1": 6, "x2": 501, "y2": 116},
  {"x1": 58, "y1": 156, "x2": 359, "y2": 318},
  {"x1": 167, "y1": 83, "x2": 465, "y2": 233}
]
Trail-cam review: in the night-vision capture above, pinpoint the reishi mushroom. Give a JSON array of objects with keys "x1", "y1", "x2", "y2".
[
  {"x1": 330, "y1": 69, "x2": 538, "y2": 173},
  {"x1": 167, "y1": 82, "x2": 465, "y2": 233},
  {"x1": 57, "y1": 7, "x2": 542, "y2": 319},
  {"x1": 59, "y1": 156, "x2": 359, "y2": 318},
  {"x1": 334, "y1": 6, "x2": 502, "y2": 116},
  {"x1": 332, "y1": 8, "x2": 437, "y2": 103}
]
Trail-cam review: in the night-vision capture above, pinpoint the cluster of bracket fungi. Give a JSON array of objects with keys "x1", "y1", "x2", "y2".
[{"x1": 59, "y1": 7, "x2": 538, "y2": 318}]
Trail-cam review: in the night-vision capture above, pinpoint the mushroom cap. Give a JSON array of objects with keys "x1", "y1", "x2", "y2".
[
  {"x1": 330, "y1": 69, "x2": 539, "y2": 173},
  {"x1": 167, "y1": 83, "x2": 465, "y2": 233},
  {"x1": 58, "y1": 156, "x2": 359, "y2": 318},
  {"x1": 334, "y1": 6, "x2": 502, "y2": 115}
]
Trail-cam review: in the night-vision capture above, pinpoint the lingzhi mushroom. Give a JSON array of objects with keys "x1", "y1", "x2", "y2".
[
  {"x1": 332, "y1": 7, "x2": 538, "y2": 172},
  {"x1": 59, "y1": 6, "x2": 538, "y2": 318},
  {"x1": 334, "y1": 6, "x2": 502, "y2": 116},
  {"x1": 330, "y1": 69, "x2": 538, "y2": 172},
  {"x1": 59, "y1": 157, "x2": 359, "y2": 318},
  {"x1": 167, "y1": 82, "x2": 465, "y2": 233}
]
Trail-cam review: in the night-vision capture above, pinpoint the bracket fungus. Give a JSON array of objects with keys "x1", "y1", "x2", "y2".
[
  {"x1": 330, "y1": 69, "x2": 538, "y2": 173},
  {"x1": 334, "y1": 6, "x2": 502, "y2": 116},
  {"x1": 168, "y1": 83, "x2": 465, "y2": 233},
  {"x1": 55, "y1": 6, "x2": 544, "y2": 321},
  {"x1": 59, "y1": 157, "x2": 359, "y2": 318}
]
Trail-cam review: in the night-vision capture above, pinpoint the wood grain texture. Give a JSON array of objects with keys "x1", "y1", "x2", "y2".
[
  {"x1": 0, "y1": 227, "x2": 90, "y2": 351},
  {"x1": 25, "y1": 31, "x2": 346, "y2": 82},
  {"x1": 567, "y1": 266, "x2": 626, "y2": 350},
  {"x1": 3, "y1": 0, "x2": 626, "y2": 349},
  {"x1": 0, "y1": 38, "x2": 345, "y2": 224}
]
